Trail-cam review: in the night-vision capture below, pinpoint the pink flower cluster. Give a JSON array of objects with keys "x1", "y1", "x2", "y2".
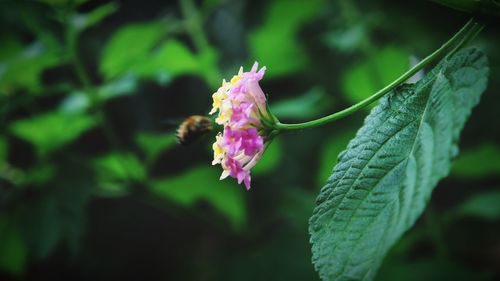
[{"x1": 211, "y1": 62, "x2": 270, "y2": 190}]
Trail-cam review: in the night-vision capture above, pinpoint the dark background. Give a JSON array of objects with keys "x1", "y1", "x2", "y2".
[{"x1": 0, "y1": 0, "x2": 499, "y2": 280}]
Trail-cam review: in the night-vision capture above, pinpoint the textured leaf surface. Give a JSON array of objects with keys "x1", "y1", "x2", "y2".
[{"x1": 309, "y1": 48, "x2": 488, "y2": 281}]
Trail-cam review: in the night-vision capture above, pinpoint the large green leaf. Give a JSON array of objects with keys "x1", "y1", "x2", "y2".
[{"x1": 309, "y1": 48, "x2": 488, "y2": 281}]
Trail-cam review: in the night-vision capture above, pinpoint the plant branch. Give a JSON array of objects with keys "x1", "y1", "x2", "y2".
[{"x1": 275, "y1": 18, "x2": 480, "y2": 132}]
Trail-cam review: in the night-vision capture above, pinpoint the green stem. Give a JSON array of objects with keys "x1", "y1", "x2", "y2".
[
  {"x1": 447, "y1": 21, "x2": 484, "y2": 57},
  {"x1": 276, "y1": 18, "x2": 479, "y2": 132}
]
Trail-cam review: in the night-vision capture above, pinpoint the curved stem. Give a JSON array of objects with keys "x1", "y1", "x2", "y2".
[
  {"x1": 447, "y1": 21, "x2": 484, "y2": 57},
  {"x1": 276, "y1": 18, "x2": 479, "y2": 132}
]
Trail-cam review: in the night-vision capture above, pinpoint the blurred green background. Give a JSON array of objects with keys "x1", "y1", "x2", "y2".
[{"x1": 0, "y1": 0, "x2": 499, "y2": 280}]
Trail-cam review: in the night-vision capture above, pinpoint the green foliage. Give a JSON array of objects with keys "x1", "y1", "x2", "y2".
[
  {"x1": 22, "y1": 164, "x2": 57, "y2": 186},
  {"x1": 249, "y1": 0, "x2": 324, "y2": 78},
  {"x1": 431, "y1": 0, "x2": 500, "y2": 16},
  {"x1": 0, "y1": 36, "x2": 24, "y2": 62},
  {"x1": 132, "y1": 39, "x2": 200, "y2": 82},
  {"x1": 451, "y1": 143, "x2": 500, "y2": 178},
  {"x1": 0, "y1": 0, "x2": 497, "y2": 279},
  {"x1": 39, "y1": 0, "x2": 88, "y2": 7},
  {"x1": 252, "y1": 138, "x2": 282, "y2": 175},
  {"x1": 277, "y1": 188, "x2": 316, "y2": 230},
  {"x1": 456, "y1": 190, "x2": 500, "y2": 221},
  {"x1": 376, "y1": 258, "x2": 491, "y2": 281},
  {"x1": 60, "y1": 76, "x2": 139, "y2": 114},
  {"x1": 93, "y1": 153, "x2": 146, "y2": 196},
  {"x1": 9, "y1": 112, "x2": 96, "y2": 157},
  {"x1": 0, "y1": 217, "x2": 27, "y2": 276},
  {"x1": 100, "y1": 21, "x2": 168, "y2": 79},
  {"x1": 324, "y1": 22, "x2": 367, "y2": 54},
  {"x1": 342, "y1": 46, "x2": 409, "y2": 106},
  {"x1": 101, "y1": 20, "x2": 219, "y2": 85},
  {"x1": 0, "y1": 136, "x2": 6, "y2": 162},
  {"x1": 0, "y1": 42, "x2": 61, "y2": 95},
  {"x1": 271, "y1": 88, "x2": 334, "y2": 120},
  {"x1": 70, "y1": 2, "x2": 118, "y2": 31},
  {"x1": 317, "y1": 129, "x2": 356, "y2": 187},
  {"x1": 309, "y1": 48, "x2": 488, "y2": 281},
  {"x1": 135, "y1": 132, "x2": 177, "y2": 164},
  {"x1": 150, "y1": 166, "x2": 246, "y2": 229},
  {"x1": 18, "y1": 163, "x2": 93, "y2": 259}
]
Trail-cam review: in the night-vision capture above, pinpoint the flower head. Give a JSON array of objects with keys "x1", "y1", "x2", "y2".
[{"x1": 210, "y1": 62, "x2": 275, "y2": 190}]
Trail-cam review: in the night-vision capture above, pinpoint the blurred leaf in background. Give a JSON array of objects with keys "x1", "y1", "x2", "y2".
[
  {"x1": 0, "y1": 42, "x2": 62, "y2": 95},
  {"x1": 100, "y1": 21, "x2": 169, "y2": 80},
  {"x1": 93, "y1": 153, "x2": 146, "y2": 197},
  {"x1": 455, "y1": 190, "x2": 500, "y2": 221},
  {"x1": 341, "y1": 46, "x2": 410, "y2": 105},
  {"x1": 249, "y1": 0, "x2": 324, "y2": 77},
  {"x1": 316, "y1": 129, "x2": 356, "y2": 187},
  {"x1": 270, "y1": 87, "x2": 334, "y2": 120},
  {"x1": 0, "y1": 217, "x2": 27, "y2": 276},
  {"x1": 451, "y1": 143, "x2": 500, "y2": 179},
  {"x1": 0, "y1": 137, "x2": 6, "y2": 162},
  {"x1": 150, "y1": 166, "x2": 246, "y2": 230},
  {"x1": 100, "y1": 20, "x2": 219, "y2": 86},
  {"x1": 16, "y1": 161, "x2": 94, "y2": 260},
  {"x1": 70, "y1": 2, "x2": 118, "y2": 32},
  {"x1": 135, "y1": 132, "x2": 177, "y2": 165},
  {"x1": 252, "y1": 138, "x2": 282, "y2": 175},
  {"x1": 9, "y1": 112, "x2": 96, "y2": 157}
]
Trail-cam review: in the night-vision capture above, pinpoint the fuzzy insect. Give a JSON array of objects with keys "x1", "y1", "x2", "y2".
[{"x1": 176, "y1": 115, "x2": 213, "y2": 145}]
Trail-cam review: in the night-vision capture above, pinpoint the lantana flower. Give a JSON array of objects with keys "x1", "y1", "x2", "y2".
[{"x1": 210, "y1": 62, "x2": 277, "y2": 190}]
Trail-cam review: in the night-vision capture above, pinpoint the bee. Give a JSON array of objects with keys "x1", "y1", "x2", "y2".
[{"x1": 176, "y1": 115, "x2": 213, "y2": 145}]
